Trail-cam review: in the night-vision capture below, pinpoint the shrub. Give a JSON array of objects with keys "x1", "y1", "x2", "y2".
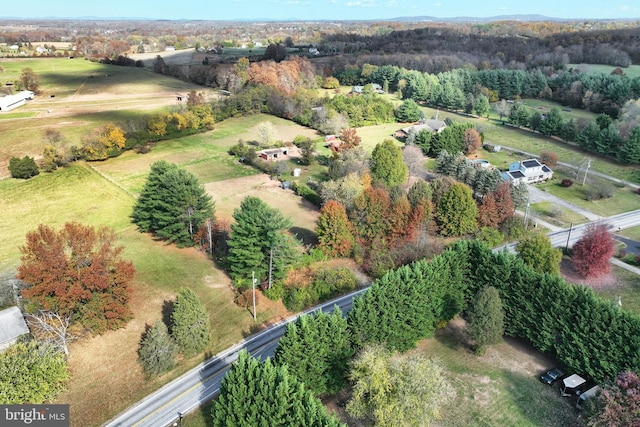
[
  {"x1": 310, "y1": 267, "x2": 357, "y2": 301},
  {"x1": 8, "y1": 156, "x2": 39, "y2": 179},
  {"x1": 585, "y1": 181, "x2": 615, "y2": 201},
  {"x1": 290, "y1": 181, "x2": 321, "y2": 206},
  {"x1": 539, "y1": 151, "x2": 558, "y2": 168},
  {"x1": 561, "y1": 178, "x2": 574, "y2": 188},
  {"x1": 283, "y1": 286, "x2": 317, "y2": 312}
]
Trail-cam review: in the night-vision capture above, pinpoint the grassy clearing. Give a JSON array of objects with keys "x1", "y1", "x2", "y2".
[
  {"x1": 516, "y1": 98, "x2": 597, "y2": 121},
  {"x1": 536, "y1": 170, "x2": 640, "y2": 217},
  {"x1": 591, "y1": 266, "x2": 640, "y2": 316},
  {"x1": 0, "y1": 163, "x2": 134, "y2": 272},
  {"x1": 620, "y1": 225, "x2": 640, "y2": 241},
  {"x1": 419, "y1": 322, "x2": 577, "y2": 427},
  {"x1": 568, "y1": 63, "x2": 640, "y2": 79},
  {"x1": 529, "y1": 201, "x2": 587, "y2": 228}
]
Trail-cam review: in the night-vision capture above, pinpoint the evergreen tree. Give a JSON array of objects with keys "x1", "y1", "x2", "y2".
[
  {"x1": 576, "y1": 121, "x2": 601, "y2": 151},
  {"x1": 0, "y1": 341, "x2": 69, "y2": 404},
  {"x1": 212, "y1": 351, "x2": 344, "y2": 427},
  {"x1": 395, "y1": 99, "x2": 422, "y2": 122},
  {"x1": 370, "y1": 139, "x2": 408, "y2": 187},
  {"x1": 435, "y1": 182, "x2": 478, "y2": 236},
  {"x1": 539, "y1": 106, "x2": 563, "y2": 136},
  {"x1": 315, "y1": 200, "x2": 355, "y2": 257},
  {"x1": 474, "y1": 94, "x2": 490, "y2": 117},
  {"x1": 274, "y1": 307, "x2": 353, "y2": 395},
  {"x1": 618, "y1": 126, "x2": 640, "y2": 164},
  {"x1": 171, "y1": 288, "x2": 211, "y2": 358},
  {"x1": 131, "y1": 161, "x2": 215, "y2": 247},
  {"x1": 138, "y1": 321, "x2": 177, "y2": 377},
  {"x1": 227, "y1": 196, "x2": 295, "y2": 285},
  {"x1": 467, "y1": 286, "x2": 505, "y2": 355},
  {"x1": 508, "y1": 103, "x2": 530, "y2": 127},
  {"x1": 8, "y1": 156, "x2": 39, "y2": 179},
  {"x1": 516, "y1": 232, "x2": 562, "y2": 275}
]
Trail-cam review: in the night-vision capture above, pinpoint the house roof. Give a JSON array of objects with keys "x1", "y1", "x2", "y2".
[
  {"x1": 522, "y1": 159, "x2": 542, "y2": 168},
  {"x1": 508, "y1": 170, "x2": 525, "y2": 179},
  {"x1": 400, "y1": 120, "x2": 447, "y2": 135},
  {"x1": 542, "y1": 165, "x2": 552, "y2": 173},
  {"x1": 0, "y1": 307, "x2": 29, "y2": 345}
]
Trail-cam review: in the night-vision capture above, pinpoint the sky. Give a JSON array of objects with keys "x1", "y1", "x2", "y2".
[{"x1": 4, "y1": 0, "x2": 640, "y2": 21}]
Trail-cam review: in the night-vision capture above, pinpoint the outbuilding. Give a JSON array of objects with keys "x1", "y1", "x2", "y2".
[
  {"x1": 0, "y1": 306, "x2": 30, "y2": 351},
  {"x1": 0, "y1": 90, "x2": 35, "y2": 111},
  {"x1": 560, "y1": 374, "x2": 586, "y2": 397}
]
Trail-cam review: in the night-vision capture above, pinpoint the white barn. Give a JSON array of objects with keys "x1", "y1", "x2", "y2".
[
  {"x1": 0, "y1": 306, "x2": 30, "y2": 351},
  {"x1": 0, "y1": 90, "x2": 35, "y2": 111}
]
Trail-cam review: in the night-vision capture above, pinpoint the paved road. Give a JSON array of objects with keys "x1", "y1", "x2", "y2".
[
  {"x1": 103, "y1": 287, "x2": 369, "y2": 427},
  {"x1": 527, "y1": 186, "x2": 602, "y2": 221},
  {"x1": 498, "y1": 209, "x2": 640, "y2": 254}
]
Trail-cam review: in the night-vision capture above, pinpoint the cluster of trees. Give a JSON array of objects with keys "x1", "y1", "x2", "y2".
[
  {"x1": 508, "y1": 102, "x2": 640, "y2": 165},
  {"x1": 138, "y1": 288, "x2": 211, "y2": 376},
  {"x1": 131, "y1": 161, "x2": 216, "y2": 248},
  {"x1": 8, "y1": 156, "x2": 39, "y2": 179}
]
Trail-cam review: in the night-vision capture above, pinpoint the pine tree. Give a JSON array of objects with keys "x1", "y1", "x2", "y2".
[
  {"x1": 131, "y1": 161, "x2": 215, "y2": 247},
  {"x1": 274, "y1": 307, "x2": 353, "y2": 395},
  {"x1": 138, "y1": 321, "x2": 177, "y2": 377},
  {"x1": 617, "y1": 126, "x2": 640, "y2": 164},
  {"x1": 227, "y1": 196, "x2": 295, "y2": 285},
  {"x1": 212, "y1": 351, "x2": 344, "y2": 427},
  {"x1": 171, "y1": 288, "x2": 211, "y2": 358},
  {"x1": 467, "y1": 286, "x2": 505, "y2": 355}
]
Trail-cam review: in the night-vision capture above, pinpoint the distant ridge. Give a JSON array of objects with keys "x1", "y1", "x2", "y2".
[{"x1": 0, "y1": 14, "x2": 637, "y2": 23}]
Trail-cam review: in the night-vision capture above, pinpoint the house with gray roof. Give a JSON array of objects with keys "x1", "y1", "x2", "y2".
[{"x1": 0, "y1": 306, "x2": 30, "y2": 351}]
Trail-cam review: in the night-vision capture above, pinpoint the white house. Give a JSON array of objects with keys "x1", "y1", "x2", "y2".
[
  {"x1": 502, "y1": 158, "x2": 553, "y2": 184},
  {"x1": 0, "y1": 90, "x2": 35, "y2": 112},
  {"x1": 0, "y1": 306, "x2": 30, "y2": 352}
]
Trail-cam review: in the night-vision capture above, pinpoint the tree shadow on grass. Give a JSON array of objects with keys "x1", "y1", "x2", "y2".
[
  {"x1": 161, "y1": 299, "x2": 174, "y2": 333},
  {"x1": 290, "y1": 226, "x2": 317, "y2": 246},
  {"x1": 241, "y1": 323, "x2": 262, "y2": 338}
]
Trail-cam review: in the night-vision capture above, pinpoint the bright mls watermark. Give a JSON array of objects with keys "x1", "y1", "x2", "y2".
[{"x1": 1, "y1": 405, "x2": 69, "y2": 426}]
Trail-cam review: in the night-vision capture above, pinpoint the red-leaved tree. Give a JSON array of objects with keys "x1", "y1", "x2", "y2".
[
  {"x1": 478, "y1": 193, "x2": 500, "y2": 228},
  {"x1": 585, "y1": 371, "x2": 640, "y2": 427},
  {"x1": 315, "y1": 200, "x2": 356, "y2": 257},
  {"x1": 18, "y1": 222, "x2": 135, "y2": 334},
  {"x1": 572, "y1": 223, "x2": 615, "y2": 278}
]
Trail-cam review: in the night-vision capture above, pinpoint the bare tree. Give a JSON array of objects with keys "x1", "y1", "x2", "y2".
[
  {"x1": 403, "y1": 144, "x2": 427, "y2": 180},
  {"x1": 26, "y1": 310, "x2": 76, "y2": 356}
]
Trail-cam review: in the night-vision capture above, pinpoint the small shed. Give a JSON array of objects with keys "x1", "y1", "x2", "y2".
[
  {"x1": 576, "y1": 385, "x2": 600, "y2": 409},
  {"x1": 0, "y1": 307, "x2": 30, "y2": 351},
  {"x1": 258, "y1": 148, "x2": 288, "y2": 161},
  {"x1": 561, "y1": 374, "x2": 586, "y2": 397}
]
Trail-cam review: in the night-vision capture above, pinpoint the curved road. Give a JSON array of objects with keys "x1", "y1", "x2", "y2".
[{"x1": 103, "y1": 287, "x2": 369, "y2": 427}]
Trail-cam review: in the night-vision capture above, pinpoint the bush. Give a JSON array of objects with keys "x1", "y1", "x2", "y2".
[
  {"x1": 283, "y1": 286, "x2": 317, "y2": 312},
  {"x1": 8, "y1": 156, "x2": 39, "y2": 179},
  {"x1": 561, "y1": 178, "x2": 574, "y2": 187},
  {"x1": 310, "y1": 267, "x2": 357, "y2": 301},
  {"x1": 539, "y1": 151, "x2": 558, "y2": 168},
  {"x1": 290, "y1": 181, "x2": 321, "y2": 206},
  {"x1": 585, "y1": 181, "x2": 615, "y2": 201}
]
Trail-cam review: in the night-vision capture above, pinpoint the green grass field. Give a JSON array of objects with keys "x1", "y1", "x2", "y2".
[{"x1": 568, "y1": 63, "x2": 640, "y2": 79}]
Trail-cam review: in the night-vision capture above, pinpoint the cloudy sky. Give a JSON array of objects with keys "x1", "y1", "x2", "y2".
[{"x1": 4, "y1": 0, "x2": 639, "y2": 20}]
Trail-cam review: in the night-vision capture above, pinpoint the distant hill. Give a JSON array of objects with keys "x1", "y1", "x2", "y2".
[{"x1": 389, "y1": 14, "x2": 626, "y2": 23}]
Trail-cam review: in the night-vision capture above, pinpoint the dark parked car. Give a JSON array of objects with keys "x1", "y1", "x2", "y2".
[{"x1": 539, "y1": 368, "x2": 565, "y2": 385}]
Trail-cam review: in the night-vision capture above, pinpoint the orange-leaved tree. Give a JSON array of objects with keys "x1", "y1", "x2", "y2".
[
  {"x1": 572, "y1": 223, "x2": 615, "y2": 278},
  {"x1": 18, "y1": 222, "x2": 135, "y2": 334},
  {"x1": 315, "y1": 200, "x2": 356, "y2": 258}
]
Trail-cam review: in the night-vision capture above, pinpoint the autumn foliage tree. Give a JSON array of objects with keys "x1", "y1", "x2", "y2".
[
  {"x1": 338, "y1": 127, "x2": 361, "y2": 152},
  {"x1": 80, "y1": 123, "x2": 127, "y2": 160},
  {"x1": 18, "y1": 222, "x2": 135, "y2": 334},
  {"x1": 585, "y1": 370, "x2": 640, "y2": 426},
  {"x1": 463, "y1": 127, "x2": 482, "y2": 154},
  {"x1": 572, "y1": 223, "x2": 615, "y2": 277},
  {"x1": 315, "y1": 200, "x2": 355, "y2": 257}
]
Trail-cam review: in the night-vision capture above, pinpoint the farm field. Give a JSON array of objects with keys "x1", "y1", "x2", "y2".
[
  {"x1": 2, "y1": 56, "x2": 640, "y2": 427},
  {"x1": 568, "y1": 63, "x2": 640, "y2": 79}
]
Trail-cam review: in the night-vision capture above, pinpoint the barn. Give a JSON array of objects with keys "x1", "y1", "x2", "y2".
[{"x1": 0, "y1": 90, "x2": 35, "y2": 111}]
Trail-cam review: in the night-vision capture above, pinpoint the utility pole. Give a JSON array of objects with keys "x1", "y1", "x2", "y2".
[
  {"x1": 268, "y1": 247, "x2": 273, "y2": 290},
  {"x1": 582, "y1": 159, "x2": 591, "y2": 185},
  {"x1": 565, "y1": 222, "x2": 573, "y2": 252},
  {"x1": 524, "y1": 202, "x2": 531, "y2": 230},
  {"x1": 252, "y1": 271, "x2": 257, "y2": 321}
]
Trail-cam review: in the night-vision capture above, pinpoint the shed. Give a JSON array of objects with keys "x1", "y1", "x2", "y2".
[
  {"x1": 0, "y1": 307, "x2": 30, "y2": 351},
  {"x1": 258, "y1": 148, "x2": 288, "y2": 161},
  {"x1": 561, "y1": 374, "x2": 586, "y2": 397},
  {"x1": 576, "y1": 385, "x2": 600, "y2": 409},
  {"x1": 0, "y1": 90, "x2": 35, "y2": 112}
]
